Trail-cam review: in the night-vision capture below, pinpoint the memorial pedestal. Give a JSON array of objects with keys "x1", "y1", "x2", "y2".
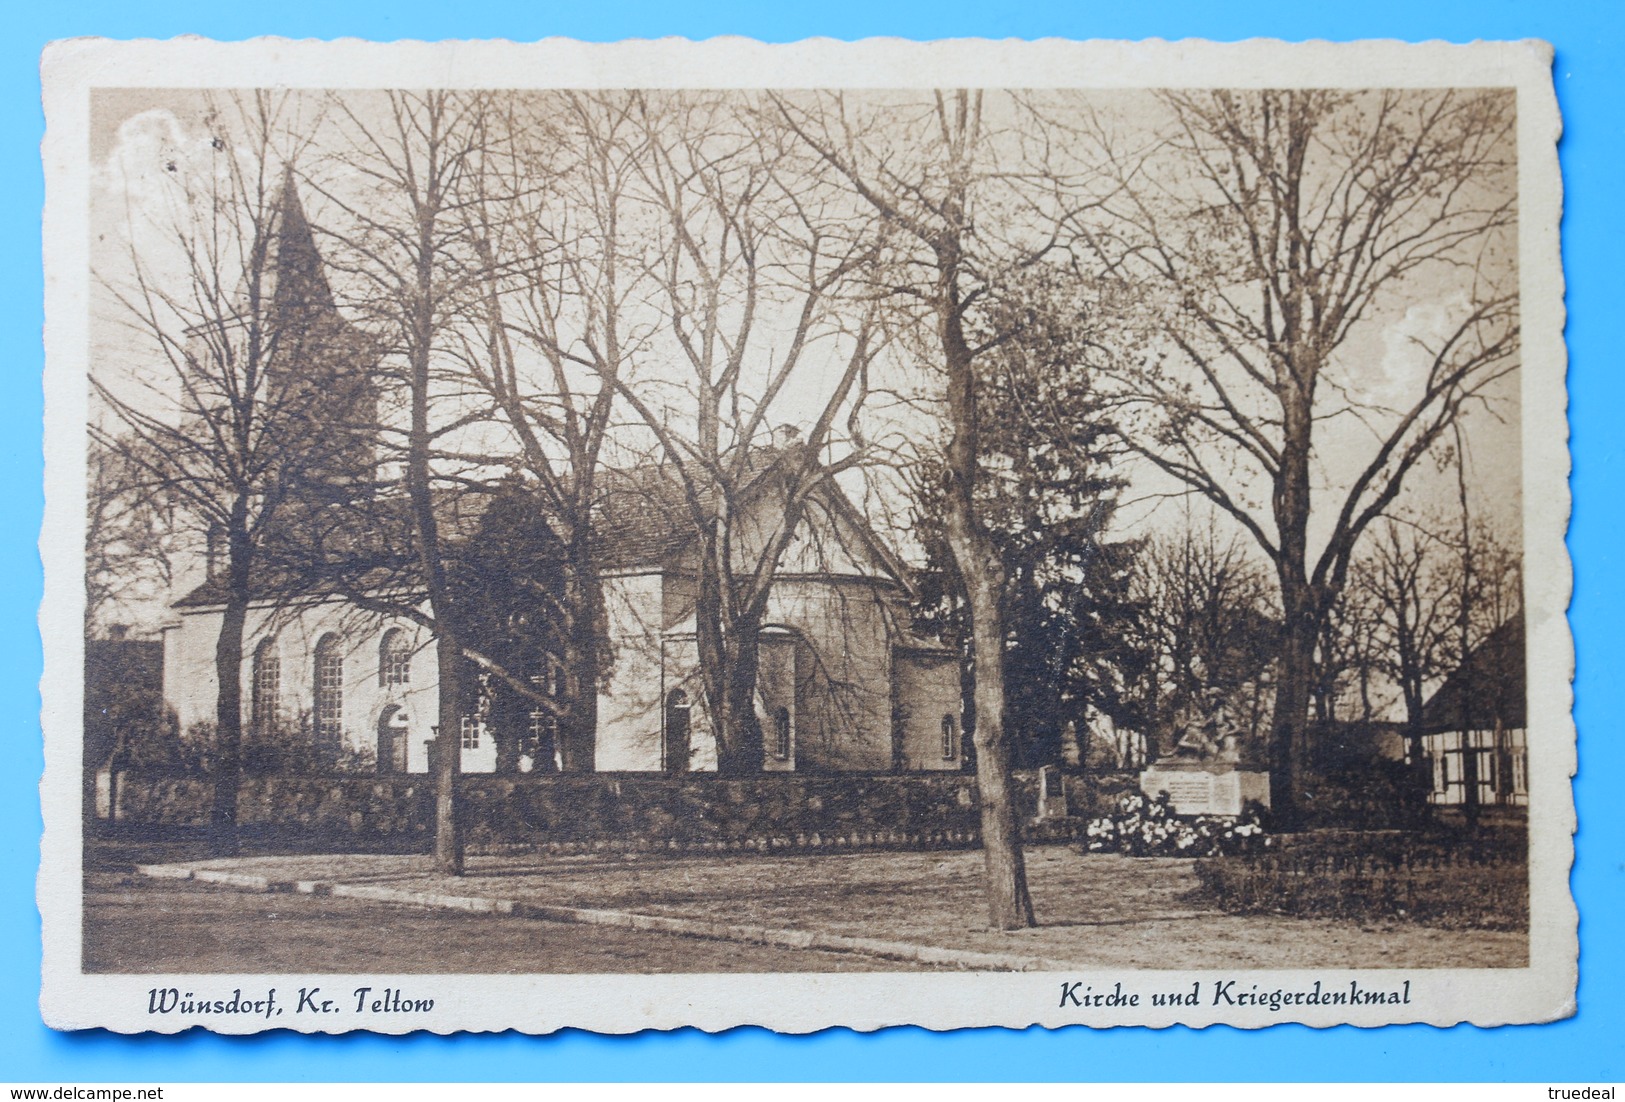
[{"x1": 1139, "y1": 760, "x2": 1269, "y2": 817}]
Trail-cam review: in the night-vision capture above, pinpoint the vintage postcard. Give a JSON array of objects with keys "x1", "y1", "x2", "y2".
[{"x1": 40, "y1": 36, "x2": 1572, "y2": 1033}]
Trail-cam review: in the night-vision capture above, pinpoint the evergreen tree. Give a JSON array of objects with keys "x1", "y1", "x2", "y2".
[{"x1": 912, "y1": 267, "x2": 1149, "y2": 766}]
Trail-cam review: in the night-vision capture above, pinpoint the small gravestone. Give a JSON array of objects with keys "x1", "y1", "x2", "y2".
[
  {"x1": 1059, "y1": 721, "x2": 1082, "y2": 768},
  {"x1": 95, "y1": 736, "x2": 128, "y2": 822},
  {"x1": 1035, "y1": 764, "x2": 1069, "y2": 820},
  {"x1": 94, "y1": 765, "x2": 115, "y2": 821}
]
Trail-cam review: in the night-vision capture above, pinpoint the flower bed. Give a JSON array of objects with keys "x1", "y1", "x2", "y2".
[{"x1": 1081, "y1": 790, "x2": 1268, "y2": 858}]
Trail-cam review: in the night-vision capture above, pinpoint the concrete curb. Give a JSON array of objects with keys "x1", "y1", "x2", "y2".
[{"x1": 134, "y1": 861, "x2": 1077, "y2": 973}]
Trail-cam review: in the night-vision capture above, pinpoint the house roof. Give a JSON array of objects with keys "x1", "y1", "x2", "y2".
[{"x1": 1419, "y1": 613, "x2": 1526, "y2": 734}]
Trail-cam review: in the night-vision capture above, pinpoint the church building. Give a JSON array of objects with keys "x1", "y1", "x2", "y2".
[{"x1": 157, "y1": 182, "x2": 964, "y2": 777}]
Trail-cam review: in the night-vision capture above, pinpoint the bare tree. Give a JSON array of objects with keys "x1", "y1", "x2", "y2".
[
  {"x1": 315, "y1": 89, "x2": 502, "y2": 874},
  {"x1": 770, "y1": 90, "x2": 1117, "y2": 929},
  {"x1": 584, "y1": 92, "x2": 886, "y2": 775},
  {"x1": 85, "y1": 434, "x2": 173, "y2": 637},
  {"x1": 1090, "y1": 89, "x2": 1520, "y2": 824},
  {"x1": 1313, "y1": 572, "x2": 1383, "y2": 727},
  {"x1": 450, "y1": 91, "x2": 648, "y2": 773},
  {"x1": 1132, "y1": 523, "x2": 1279, "y2": 757},
  {"x1": 1356, "y1": 515, "x2": 1457, "y2": 787},
  {"x1": 92, "y1": 91, "x2": 363, "y2": 856}
]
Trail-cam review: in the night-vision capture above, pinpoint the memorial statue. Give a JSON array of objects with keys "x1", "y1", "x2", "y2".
[
  {"x1": 1140, "y1": 692, "x2": 1269, "y2": 815},
  {"x1": 1171, "y1": 714, "x2": 1220, "y2": 760}
]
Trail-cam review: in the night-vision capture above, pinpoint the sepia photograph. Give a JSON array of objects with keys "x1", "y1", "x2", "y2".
[{"x1": 40, "y1": 36, "x2": 1572, "y2": 1033}]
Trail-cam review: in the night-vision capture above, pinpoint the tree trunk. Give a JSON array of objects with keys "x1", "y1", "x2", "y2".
[
  {"x1": 938, "y1": 228, "x2": 1035, "y2": 931},
  {"x1": 1267, "y1": 383, "x2": 1316, "y2": 830},
  {"x1": 209, "y1": 599, "x2": 248, "y2": 857},
  {"x1": 432, "y1": 634, "x2": 463, "y2": 875},
  {"x1": 556, "y1": 554, "x2": 600, "y2": 772},
  {"x1": 208, "y1": 508, "x2": 253, "y2": 858},
  {"x1": 694, "y1": 524, "x2": 767, "y2": 776},
  {"x1": 949, "y1": 504, "x2": 1036, "y2": 930},
  {"x1": 719, "y1": 630, "x2": 765, "y2": 775},
  {"x1": 1401, "y1": 676, "x2": 1433, "y2": 826},
  {"x1": 1268, "y1": 579, "x2": 1316, "y2": 830},
  {"x1": 697, "y1": 608, "x2": 766, "y2": 776}
]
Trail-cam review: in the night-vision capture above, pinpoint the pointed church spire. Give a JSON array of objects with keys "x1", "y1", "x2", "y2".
[{"x1": 259, "y1": 166, "x2": 335, "y2": 317}]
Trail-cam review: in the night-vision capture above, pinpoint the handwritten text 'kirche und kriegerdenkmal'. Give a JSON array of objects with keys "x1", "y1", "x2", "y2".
[
  {"x1": 1058, "y1": 979, "x2": 1413, "y2": 1013},
  {"x1": 145, "y1": 986, "x2": 433, "y2": 1019}
]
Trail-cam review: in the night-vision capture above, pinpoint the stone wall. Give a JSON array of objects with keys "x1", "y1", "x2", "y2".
[
  {"x1": 106, "y1": 773, "x2": 434, "y2": 847},
  {"x1": 458, "y1": 773, "x2": 981, "y2": 853},
  {"x1": 97, "y1": 768, "x2": 1126, "y2": 853},
  {"x1": 100, "y1": 770, "x2": 994, "y2": 853}
]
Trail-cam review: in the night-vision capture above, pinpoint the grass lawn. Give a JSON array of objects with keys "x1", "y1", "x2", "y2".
[
  {"x1": 110, "y1": 843, "x2": 1527, "y2": 971},
  {"x1": 85, "y1": 871, "x2": 946, "y2": 973}
]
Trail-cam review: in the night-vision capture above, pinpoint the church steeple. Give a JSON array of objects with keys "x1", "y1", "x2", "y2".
[
  {"x1": 253, "y1": 166, "x2": 337, "y2": 319},
  {"x1": 249, "y1": 169, "x2": 381, "y2": 502}
]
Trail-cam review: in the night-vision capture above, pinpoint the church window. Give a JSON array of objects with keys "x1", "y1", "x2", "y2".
[
  {"x1": 941, "y1": 714, "x2": 958, "y2": 760},
  {"x1": 251, "y1": 638, "x2": 281, "y2": 736},
  {"x1": 204, "y1": 522, "x2": 224, "y2": 579},
  {"x1": 460, "y1": 715, "x2": 485, "y2": 750},
  {"x1": 314, "y1": 635, "x2": 344, "y2": 748},
  {"x1": 524, "y1": 709, "x2": 553, "y2": 758},
  {"x1": 773, "y1": 706, "x2": 791, "y2": 760},
  {"x1": 379, "y1": 628, "x2": 411, "y2": 687}
]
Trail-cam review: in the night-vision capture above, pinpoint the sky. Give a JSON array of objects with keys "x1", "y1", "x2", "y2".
[{"x1": 85, "y1": 85, "x2": 1526, "y2": 623}]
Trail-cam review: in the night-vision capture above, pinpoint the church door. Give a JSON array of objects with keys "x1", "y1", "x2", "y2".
[
  {"x1": 663, "y1": 689, "x2": 692, "y2": 773},
  {"x1": 376, "y1": 706, "x2": 410, "y2": 774}
]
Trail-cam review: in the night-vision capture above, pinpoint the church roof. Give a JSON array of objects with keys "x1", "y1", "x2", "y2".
[
  {"x1": 591, "y1": 465, "x2": 711, "y2": 570},
  {"x1": 589, "y1": 454, "x2": 912, "y2": 587},
  {"x1": 173, "y1": 450, "x2": 913, "y2": 607}
]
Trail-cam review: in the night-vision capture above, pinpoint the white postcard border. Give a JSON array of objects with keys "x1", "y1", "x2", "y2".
[{"x1": 40, "y1": 35, "x2": 1573, "y2": 1033}]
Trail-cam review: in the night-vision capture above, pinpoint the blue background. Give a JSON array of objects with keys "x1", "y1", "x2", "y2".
[{"x1": 5, "y1": 0, "x2": 1618, "y2": 1083}]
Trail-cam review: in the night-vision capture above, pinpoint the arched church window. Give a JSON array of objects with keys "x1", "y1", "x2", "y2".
[
  {"x1": 379, "y1": 628, "x2": 411, "y2": 687},
  {"x1": 313, "y1": 634, "x2": 344, "y2": 748},
  {"x1": 460, "y1": 715, "x2": 485, "y2": 750},
  {"x1": 773, "y1": 706, "x2": 791, "y2": 760},
  {"x1": 251, "y1": 637, "x2": 280, "y2": 736},
  {"x1": 941, "y1": 714, "x2": 958, "y2": 761}
]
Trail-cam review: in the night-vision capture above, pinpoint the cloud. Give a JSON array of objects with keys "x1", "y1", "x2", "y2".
[
  {"x1": 94, "y1": 108, "x2": 240, "y2": 256},
  {"x1": 1370, "y1": 292, "x2": 1475, "y2": 412}
]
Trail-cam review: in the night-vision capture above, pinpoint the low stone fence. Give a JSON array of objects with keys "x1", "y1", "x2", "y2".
[
  {"x1": 100, "y1": 770, "x2": 1004, "y2": 853},
  {"x1": 103, "y1": 773, "x2": 434, "y2": 850},
  {"x1": 95, "y1": 768, "x2": 1120, "y2": 854},
  {"x1": 461, "y1": 773, "x2": 984, "y2": 854}
]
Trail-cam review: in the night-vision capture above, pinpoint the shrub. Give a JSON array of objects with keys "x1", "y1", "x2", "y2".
[
  {"x1": 1081, "y1": 790, "x2": 1269, "y2": 858},
  {"x1": 1193, "y1": 827, "x2": 1528, "y2": 930},
  {"x1": 1079, "y1": 771, "x2": 1141, "y2": 819},
  {"x1": 1299, "y1": 760, "x2": 1430, "y2": 831},
  {"x1": 118, "y1": 707, "x2": 208, "y2": 773},
  {"x1": 241, "y1": 711, "x2": 378, "y2": 775}
]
